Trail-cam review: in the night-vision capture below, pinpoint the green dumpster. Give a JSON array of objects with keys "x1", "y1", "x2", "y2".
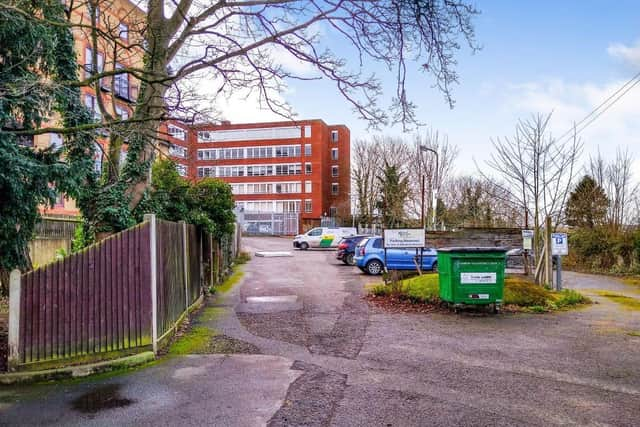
[{"x1": 437, "y1": 247, "x2": 508, "y2": 310}]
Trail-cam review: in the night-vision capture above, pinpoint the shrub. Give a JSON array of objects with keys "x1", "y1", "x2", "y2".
[
  {"x1": 554, "y1": 289, "x2": 591, "y2": 308},
  {"x1": 503, "y1": 277, "x2": 549, "y2": 306},
  {"x1": 371, "y1": 284, "x2": 391, "y2": 297}
]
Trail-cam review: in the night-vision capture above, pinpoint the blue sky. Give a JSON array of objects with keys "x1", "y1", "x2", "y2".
[{"x1": 216, "y1": 0, "x2": 640, "y2": 176}]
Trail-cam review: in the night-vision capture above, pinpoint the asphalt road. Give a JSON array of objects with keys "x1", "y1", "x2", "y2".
[{"x1": 2, "y1": 236, "x2": 640, "y2": 426}]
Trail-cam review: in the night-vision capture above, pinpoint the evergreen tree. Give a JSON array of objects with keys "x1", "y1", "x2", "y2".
[
  {"x1": 0, "y1": 0, "x2": 94, "y2": 293},
  {"x1": 565, "y1": 175, "x2": 609, "y2": 228},
  {"x1": 377, "y1": 162, "x2": 410, "y2": 228}
]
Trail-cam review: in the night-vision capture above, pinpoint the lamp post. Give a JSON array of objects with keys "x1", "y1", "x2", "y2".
[{"x1": 419, "y1": 145, "x2": 438, "y2": 230}]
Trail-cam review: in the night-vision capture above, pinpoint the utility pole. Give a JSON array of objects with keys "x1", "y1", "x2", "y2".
[{"x1": 419, "y1": 145, "x2": 438, "y2": 230}]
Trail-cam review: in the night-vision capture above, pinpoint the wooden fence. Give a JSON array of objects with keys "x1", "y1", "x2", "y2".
[{"x1": 7, "y1": 215, "x2": 239, "y2": 371}]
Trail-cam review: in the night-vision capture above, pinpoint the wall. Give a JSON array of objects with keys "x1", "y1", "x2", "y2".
[{"x1": 425, "y1": 228, "x2": 523, "y2": 249}]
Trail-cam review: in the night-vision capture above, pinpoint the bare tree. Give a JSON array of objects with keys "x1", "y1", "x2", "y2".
[
  {"x1": 589, "y1": 148, "x2": 636, "y2": 229},
  {"x1": 5, "y1": 0, "x2": 479, "y2": 235},
  {"x1": 482, "y1": 113, "x2": 583, "y2": 256},
  {"x1": 408, "y1": 130, "x2": 458, "y2": 224}
]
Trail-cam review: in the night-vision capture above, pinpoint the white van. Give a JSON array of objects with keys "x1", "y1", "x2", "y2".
[{"x1": 293, "y1": 227, "x2": 357, "y2": 250}]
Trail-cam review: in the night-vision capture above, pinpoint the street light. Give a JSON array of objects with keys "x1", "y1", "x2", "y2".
[{"x1": 419, "y1": 145, "x2": 438, "y2": 230}]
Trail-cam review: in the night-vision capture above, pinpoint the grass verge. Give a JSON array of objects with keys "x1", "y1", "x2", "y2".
[
  {"x1": 369, "y1": 273, "x2": 591, "y2": 313},
  {"x1": 595, "y1": 291, "x2": 640, "y2": 311}
]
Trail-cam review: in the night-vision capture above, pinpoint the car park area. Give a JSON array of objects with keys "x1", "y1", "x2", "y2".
[{"x1": 4, "y1": 236, "x2": 639, "y2": 426}]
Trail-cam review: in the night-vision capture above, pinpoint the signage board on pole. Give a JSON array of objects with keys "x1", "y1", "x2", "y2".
[
  {"x1": 383, "y1": 229, "x2": 426, "y2": 248},
  {"x1": 551, "y1": 232, "x2": 568, "y2": 256},
  {"x1": 522, "y1": 230, "x2": 534, "y2": 250}
]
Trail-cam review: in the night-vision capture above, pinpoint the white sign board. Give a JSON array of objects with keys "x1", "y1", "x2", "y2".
[
  {"x1": 551, "y1": 233, "x2": 568, "y2": 256},
  {"x1": 461, "y1": 272, "x2": 497, "y2": 284},
  {"x1": 383, "y1": 229, "x2": 426, "y2": 248},
  {"x1": 522, "y1": 229, "x2": 534, "y2": 250}
]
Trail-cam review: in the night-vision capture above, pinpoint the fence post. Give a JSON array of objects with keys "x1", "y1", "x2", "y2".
[
  {"x1": 144, "y1": 214, "x2": 158, "y2": 354},
  {"x1": 8, "y1": 269, "x2": 21, "y2": 371},
  {"x1": 181, "y1": 221, "x2": 189, "y2": 310}
]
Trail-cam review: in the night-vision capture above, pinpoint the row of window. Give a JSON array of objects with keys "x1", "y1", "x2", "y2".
[
  {"x1": 197, "y1": 144, "x2": 309, "y2": 160},
  {"x1": 196, "y1": 127, "x2": 340, "y2": 143},
  {"x1": 197, "y1": 163, "x2": 309, "y2": 178},
  {"x1": 230, "y1": 182, "x2": 303, "y2": 195},
  {"x1": 168, "y1": 125, "x2": 187, "y2": 141},
  {"x1": 236, "y1": 200, "x2": 301, "y2": 213}
]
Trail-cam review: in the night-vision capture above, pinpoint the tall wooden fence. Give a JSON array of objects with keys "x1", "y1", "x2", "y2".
[{"x1": 7, "y1": 215, "x2": 239, "y2": 371}]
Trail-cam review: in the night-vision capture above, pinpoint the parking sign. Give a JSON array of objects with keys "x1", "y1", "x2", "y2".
[{"x1": 551, "y1": 233, "x2": 568, "y2": 256}]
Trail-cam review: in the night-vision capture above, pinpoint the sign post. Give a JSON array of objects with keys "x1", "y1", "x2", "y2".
[
  {"x1": 550, "y1": 232, "x2": 568, "y2": 291},
  {"x1": 522, "y1": 229, "x2": 534, "y2": 275},
  {"x1": 383, "y1": 229, "x2": 427, "y2": 274}
]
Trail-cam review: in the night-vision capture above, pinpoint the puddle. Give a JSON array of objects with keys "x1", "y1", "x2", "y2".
[
  {"x1": 71, "y1": 384, "x2": 135, "y2": 414},
  {"x1": 246, "y1": 295, "x2": 298, "y2": 303}
]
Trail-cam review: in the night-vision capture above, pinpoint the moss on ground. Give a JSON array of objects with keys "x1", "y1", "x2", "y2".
[
  {"x1": 627, "y1": 331, "x2": 640, "y2": 337},
  {"x1": 595, "y1": 291, "x2": 640, "y2": 311},
  {"x1": 370, "y1": 273, "x2": 590, "y2": 312},
  {"x1": 621, "y1": 277, "x2": 640, "y2": 288},
  {"x1": 199, "y1": 306, "x2": 227, "y2": 323},
  {"x1": 214, "y1": 268, "x2": 244, "y2": 294},
  {"x1": 169, "y1": 326, "x2": 217, "y2": 355}
]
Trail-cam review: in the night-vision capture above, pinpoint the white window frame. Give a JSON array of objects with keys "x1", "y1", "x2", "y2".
[
  {"x1": 119, "y1": 23, "x2": 129, "y2": 41},
  {"x1": 305, "y1": 180, "x2": 312, "y2": 193},
  {"x1": 331, "y1": 148, "x2": 339, "y2": 160},
  {"x1": 331, "y1": 130, "x2": 339, "y2": 142},
  {"x1": 168, "y1": 125, "x2": 186, "y2": 141},
  {"x1": 331, "y1": 165, "x2": 339, "y2": 177},
  {"x1": 331, "y1": 182, "x2": 339, "y2": 195},
  {"x1": 304, "y1": 199, "x2": 312, "y2": 213}
]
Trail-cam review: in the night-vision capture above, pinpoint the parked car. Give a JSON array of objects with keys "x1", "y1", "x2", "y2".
[
  {"x1": 335, "y1": 235, "x2": 371, "y2": 265},
  {"x1": 354, "y1": 236, "x2": 437, "y2": 275},
  {"x1": 293, "y1": 227, "x2": 357, "y2": 250}
]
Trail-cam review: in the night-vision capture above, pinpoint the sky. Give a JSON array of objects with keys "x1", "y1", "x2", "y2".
[{"x1": 207, "y1": 0, "x2": 640, "y2": 179}]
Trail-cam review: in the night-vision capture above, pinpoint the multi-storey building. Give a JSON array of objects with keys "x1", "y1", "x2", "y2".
[
  {"x1": 161, "y1": 119, "x2": 351, "y2": 232},
  {"x1": 39, "y1": 0, "x2": 145, "y2": 216}
]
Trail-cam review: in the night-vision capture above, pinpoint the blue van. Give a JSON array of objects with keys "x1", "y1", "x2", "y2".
[{"x1": 354, "y1": 236, "x2": 437, "y2": 275}]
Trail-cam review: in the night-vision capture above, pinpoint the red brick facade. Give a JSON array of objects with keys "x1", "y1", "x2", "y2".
[{"x1": 161, "y1": 119, "x2": 351, "y2": 229}]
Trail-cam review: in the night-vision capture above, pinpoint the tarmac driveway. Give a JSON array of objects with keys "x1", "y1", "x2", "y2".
[{"x1": 2, "y1": 236, "x2": 639, "y2": 426}]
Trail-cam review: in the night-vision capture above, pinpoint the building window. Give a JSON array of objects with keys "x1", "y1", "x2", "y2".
[
  {"x1": 304, "y1": 199, "x2": 312, "y2": 213},
  {"x1": 84, "y1": 94, "x2": 101, "y2": 120},
  {"x1": 169, "y1": 144, "x2": 187, "y2": 158},
  {"x1": 331, "y1": 165, "x2": 338, "y2": 177},
  {"x1": 54, "y1": 192, "x2": 65, "y2": 208},
  {"x1": 114, "y1": 63, "x2": 130, "y2": 100},
  {"x1": 176, "y1": 164, "x2": 188, "y2": 177},
  {"x1": 331, "y1": 130, "x2": 339, "y2": 142},
  {"x1": 331, "y1": 148, "x2": 338, "y2": 160},
  {"x1": 331, "y1": 182, "x2": 339, "y2": 195},
  {"x1": 50, "y1": 133, "x2": 63, "y2": 151},
  {"x1": 84, "y1": 48, "x2": 104, "y2": 80},
  {"x1": 115, "y1": 105, "x2": 129, "y2": 120},
  {"x1": 304, "y1": 126, "x2": 311, "y2": 138},
  {"x1": 168, "y1": 125, "x2": 186, "y2": 141},
  {"x1": 119, "y1": 23, "x2": 129, "y2": 41},
  {"x1": 94, "y1": 143, "x2": 103, "y2": 175},
  {"x1": 305, "y1": 180, "x2": 312, "y2": 193},
  {"x1": 304, "y1": 144, "x2": 312, "y2": 156},
  {"x1": 305, "y1": 162, "x2": 312, "y2": 175},
  {"x1": 329, "y1": 207, "x2": 337, "y2": 217}
]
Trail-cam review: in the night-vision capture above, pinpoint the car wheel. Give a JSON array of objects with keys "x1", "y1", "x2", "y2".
[
  {"x1": 432, "y1": 261, "x2": 438, "y2": 272},
  {"x1": 346, "y1": 253, "x2": 355, "y2": 266},
  {"x1": 299, "y1": 242, "x2": 309, "y2": 250},
  {"x1": 366, "y1": 260, "x2": 383, "y2": 275}
]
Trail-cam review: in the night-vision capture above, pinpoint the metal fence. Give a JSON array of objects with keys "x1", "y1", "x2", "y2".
[{"x1": 240, "y1": 212, "x2": 299, "y2": 236}]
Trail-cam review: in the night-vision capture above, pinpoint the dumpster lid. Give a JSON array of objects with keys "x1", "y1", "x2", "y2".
[{"x1": 437, "y1": 246, "x2": 508, "y2": 253}]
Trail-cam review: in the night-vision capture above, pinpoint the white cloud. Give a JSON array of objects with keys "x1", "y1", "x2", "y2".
[
  {"x1": 503, "y1": 78, "x2": 640, "y2": 183},
  {"x1": 607, "y1": 39, "x2": 640, "y2": 67}
]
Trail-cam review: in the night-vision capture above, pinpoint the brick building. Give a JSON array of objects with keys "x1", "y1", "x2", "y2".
[
  {"x1": 162, "y1": 119, "x2": 351, "y2": 232},
  {"x1": 39, "y1": 0, "x2": 145, "y2": 216}
]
